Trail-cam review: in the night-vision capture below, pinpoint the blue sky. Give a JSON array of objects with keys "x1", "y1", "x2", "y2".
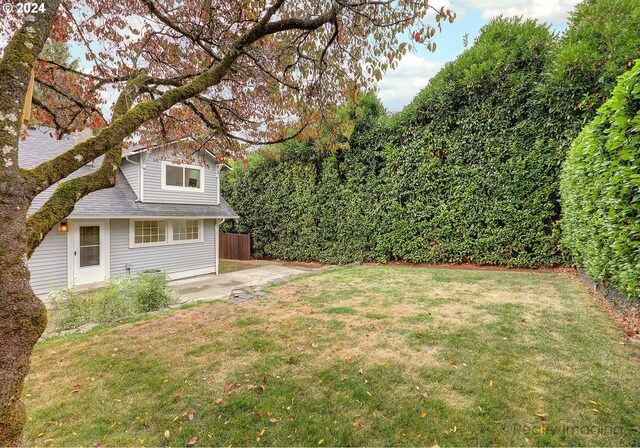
[
  {"x1": 16, "y1": 0, "x2": 581, "y2": 118},
  {"x1": 377, "y1": 0, "x2": 581, "y2": 112}
]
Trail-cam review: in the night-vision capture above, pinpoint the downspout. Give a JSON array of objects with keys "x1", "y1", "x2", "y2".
[{"x1": 215, "y1": 218, "x2": 226, "y2": 275}]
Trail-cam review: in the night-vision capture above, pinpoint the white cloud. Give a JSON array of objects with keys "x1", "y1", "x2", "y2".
[
  {"x1": 454, "y1": 0, "x2": 581, "y2": 25},
  {"x1": 377, "y1": 53, "x2": 444, "y2": 112}
]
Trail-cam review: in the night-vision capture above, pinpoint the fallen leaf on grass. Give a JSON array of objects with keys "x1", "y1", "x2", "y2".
[
  {"x1": 164, "y1": 430, "x2": 170, "y2": 438},
  {"x1": 68, "y1": 389, "x2": 80, "y2": 396},
  {"x1": 535, "y1": 413, "x2": 547, "y2": 420},
  {"x1": 186, "y1": 436, "x2": 197, "y2": 447},
  {"x1": 215, "y1": 398, "x2": 224, "y2": 404},
  {"x1": 358, "y1": 368, "x2": 364, "y2": 375},
  {"x1": 224, "y1": 383, "x2": 234, "y2": 392},
  {"x1": 270, "y1": 418, "x2": 279, "y2": 423},
  {"x1": 173, "y1": 392, "x2": 182, "y2": 399},
  {"x1": 188, "y1": 412, "x2": 194, "y2": 421}
]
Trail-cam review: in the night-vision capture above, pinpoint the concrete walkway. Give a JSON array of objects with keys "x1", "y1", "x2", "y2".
[{"x1": 170, "y1": 264, "x2": 324, "y2": 303}]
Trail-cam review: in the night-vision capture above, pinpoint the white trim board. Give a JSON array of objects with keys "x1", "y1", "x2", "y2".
[{"x1": 67, "y1": 215, "x2": 237, "y2": 219}]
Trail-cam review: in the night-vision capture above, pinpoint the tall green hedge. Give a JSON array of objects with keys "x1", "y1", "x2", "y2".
[
  {"x1": 223, "y1": 2, "x2": 640, "y2": 269},
  {"x1": 560, "y1": 62, "x2": 640, "y2": 298},
  {"x1": 223, "y1": 95, "x2": 389, "y2": 263},
  {"x1": 380, "y1": 18, "x2": 562, "y2": 266}
]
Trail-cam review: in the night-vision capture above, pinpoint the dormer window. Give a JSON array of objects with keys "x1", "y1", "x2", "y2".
[{"x1": 161, "y1": 161, "x2": 204, "y2": 192}]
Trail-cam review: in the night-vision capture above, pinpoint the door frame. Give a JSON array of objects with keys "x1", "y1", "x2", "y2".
[{"x1": 67, "y1": 219, "x2": 111, "y2": 287}]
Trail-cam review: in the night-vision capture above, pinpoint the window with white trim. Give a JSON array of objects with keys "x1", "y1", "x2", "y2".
[
  {"x1": 130, "y1": 219, "x2": 203, "y2": 247},
  {"x1": 172, "y1": 219, "x2": 199, "y2": 241},
  {"x1": 134, "y1": 220, "x2": 166, "y2": 245},
  {"x1": 161, "y1": 162, "x2": 204, "y2": 191}
]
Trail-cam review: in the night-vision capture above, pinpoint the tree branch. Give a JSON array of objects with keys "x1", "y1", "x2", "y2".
[
  {"x1": 23, "y1": 0, "x2": 337, "y2": 198},
  {"x1": 24, "y1": 71, "x2": 149, "y2": 256}
]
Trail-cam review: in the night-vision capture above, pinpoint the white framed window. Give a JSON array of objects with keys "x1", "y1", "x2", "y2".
[
  {"x1": 171, "y1": 219, "x2": 201, "y2": 242},
  {"x1": 133, "y1": 220, "x2": 166, "y2": 246},
  {"x1": 161, "y1": 161, "x2": 205, "y2": 192},
  {"x1": 130, "y1": 219, "x2": 203, "y2": 248}
]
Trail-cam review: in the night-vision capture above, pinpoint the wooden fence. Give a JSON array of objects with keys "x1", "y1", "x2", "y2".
[{"x1": 219, "y1": 233, "x2": 251, "y2": 260}]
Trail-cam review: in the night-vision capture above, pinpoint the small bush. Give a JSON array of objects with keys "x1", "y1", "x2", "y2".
[
  {"x1": 50, "y1": 272, "x2": 176, "y2": 331},
  {"x1": 134, "y1": 271, "x2": 174, "y2": 312}
]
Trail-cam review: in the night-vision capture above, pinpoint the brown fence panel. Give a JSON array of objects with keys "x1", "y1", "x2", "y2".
[{"x1": 220, "y1": 233, "x2": 251, "y2": 260}]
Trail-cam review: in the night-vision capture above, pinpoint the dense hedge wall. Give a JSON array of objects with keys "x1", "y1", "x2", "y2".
[
  {"x1": 560, "y1": 62, "x2": 640, "y2": 298},
  {"x1": 223, "y1": 97, "x2": 388, "y2": 263},
  {"x1": 223, "y1": 1, "x2": 640, "y2": 268},
  {"x1": 379, "y1": 18, "x2": 562, "y2": 266}
]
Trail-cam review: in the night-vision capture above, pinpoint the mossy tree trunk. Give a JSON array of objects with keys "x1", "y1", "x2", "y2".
[
  {"x1": 0, "y1": 0, "x2": 342, "y2": 443},
  {"x1": 0, "y1": 2, "x2": 61, "y2": 444}
]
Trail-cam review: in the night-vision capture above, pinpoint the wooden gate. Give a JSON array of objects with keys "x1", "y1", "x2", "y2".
[{"x1": 220, "y1": 233, "x2": 251, "y2": 260}]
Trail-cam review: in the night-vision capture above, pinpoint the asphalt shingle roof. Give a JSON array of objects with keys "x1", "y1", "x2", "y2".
[{"x1": 19, "y1": 127, "x2": 238, "y2": 219}]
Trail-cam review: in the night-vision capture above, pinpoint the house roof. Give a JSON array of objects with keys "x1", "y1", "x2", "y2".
[{"x1": 19, "y1": 127, "x2": 238, "y2": 219}]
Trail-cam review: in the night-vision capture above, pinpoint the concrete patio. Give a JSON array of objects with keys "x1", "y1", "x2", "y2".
[{"x1": 170, "y1": 263, "x2": 325, "y2": 303}]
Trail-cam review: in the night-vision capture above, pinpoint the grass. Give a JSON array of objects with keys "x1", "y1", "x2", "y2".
[{"x1": 25, "y1": 266, "x2": 640, "y2": 446}]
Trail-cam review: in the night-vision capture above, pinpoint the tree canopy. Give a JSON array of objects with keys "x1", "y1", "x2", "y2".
[{"x1": 0, "y1": 0, "x2": 454, "y2": 444}]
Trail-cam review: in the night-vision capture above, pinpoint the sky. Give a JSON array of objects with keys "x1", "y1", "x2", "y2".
[
  {"x1": 0, "y1": 0, "x2": 582, "y2": 117},
  {"x1": 377, "y1": 0, "x2": 582, "y2": 112}
]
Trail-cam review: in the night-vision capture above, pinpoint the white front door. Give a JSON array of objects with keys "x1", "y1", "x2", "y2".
[{"x1": 72, "y1": 220, "x2": 109, "y2": 286}]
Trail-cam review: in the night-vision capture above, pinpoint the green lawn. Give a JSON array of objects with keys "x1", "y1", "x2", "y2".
[{"x1": 25, "y1": 266, "x2": 640, "y2": 446}]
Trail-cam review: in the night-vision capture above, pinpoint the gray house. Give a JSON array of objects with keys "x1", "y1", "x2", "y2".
[{"x1": 20, "y1": 127, "x2": 238, "y2": 298}]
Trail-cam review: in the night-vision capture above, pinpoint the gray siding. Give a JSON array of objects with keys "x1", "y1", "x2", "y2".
[
  {"x1": 28, "y1": 229, "x2": 68, "y2": 294},
  {"x1": 27, "y1": 155, "x2": 106, "y2": 216},
  {"x1": 120, "y1": 156, "x2": 140, "y2": 200},
  {"x1": 142, "y1": 152, "x2": 219, "y2": 205},
  {"x1": 109, "y1": 219, "x2": 217, "y2": 277}
]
